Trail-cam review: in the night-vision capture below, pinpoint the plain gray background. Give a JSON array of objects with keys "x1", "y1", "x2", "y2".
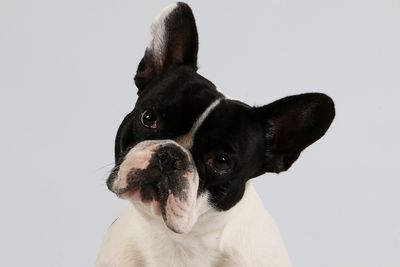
[{"x1": 1, "y1": 0, "x2": 399, "y2": 266}]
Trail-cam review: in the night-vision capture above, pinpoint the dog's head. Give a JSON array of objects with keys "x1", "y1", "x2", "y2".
[{"x1": 107, "y1": 2, "x2": 335, "y2": 234}]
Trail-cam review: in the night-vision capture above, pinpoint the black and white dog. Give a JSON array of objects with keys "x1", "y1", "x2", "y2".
[{"x1": 95, "y1": 2, "x2": 335, "y2": 267}]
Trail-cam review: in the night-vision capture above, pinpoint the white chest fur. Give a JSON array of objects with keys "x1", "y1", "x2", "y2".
[{"x1": 95, "y1": 183, "x2": 292, "y2": 267}]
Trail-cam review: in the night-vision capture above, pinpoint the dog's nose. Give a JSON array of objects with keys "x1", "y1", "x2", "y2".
[{"x1": 156, "y1": 146, "x2": 186, "y2": 171}]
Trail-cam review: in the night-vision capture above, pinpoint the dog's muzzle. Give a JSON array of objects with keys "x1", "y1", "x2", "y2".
[{"x1": 107, "y1": 140, "x2": 200, "y2": 233}]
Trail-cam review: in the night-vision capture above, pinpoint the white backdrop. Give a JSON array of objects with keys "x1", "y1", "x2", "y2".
[{"x1": 1, "y1": 1, "x2": 399, "y2": 266}]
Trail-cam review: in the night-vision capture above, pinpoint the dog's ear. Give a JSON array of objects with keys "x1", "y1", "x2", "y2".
[
  {"x1": 253, "y1": 93, "x2": 335, "y2": 174},
  {"x1": 134, "y1": 2, "x2": 199, "y2": 93}
]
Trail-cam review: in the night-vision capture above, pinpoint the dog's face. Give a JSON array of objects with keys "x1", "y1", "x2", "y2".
[{"x1": 107, "y1": 3, "x2": 335, "y2": 234}]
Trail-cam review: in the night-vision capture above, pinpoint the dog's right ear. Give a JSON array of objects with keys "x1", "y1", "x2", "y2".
[{"x1": 134, "y1": 2, "x2": 199, "y2": 93}]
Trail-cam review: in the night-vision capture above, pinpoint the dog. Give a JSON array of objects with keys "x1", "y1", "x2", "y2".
[{"x1": 95, "y1": 2, "x2": 335, "y2": 267}]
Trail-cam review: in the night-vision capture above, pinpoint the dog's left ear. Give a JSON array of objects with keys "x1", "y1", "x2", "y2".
[
  {"x1": 134, "y1": 2, "x2": 199, "y2": 93},
  {"x1": 254, "y1": 93, "x2": 335, "y2": 174}
]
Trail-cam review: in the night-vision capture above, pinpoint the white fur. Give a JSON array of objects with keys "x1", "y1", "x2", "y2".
[
  {"x1": 177, "y1": 98, "x2": 223, "y2": 149},
  {"x1": 95, "y1": 183, "x2": 292, "y2": 267},
  {"x1": 148, "y1": 3, "x2": 178, "y2": 61}
]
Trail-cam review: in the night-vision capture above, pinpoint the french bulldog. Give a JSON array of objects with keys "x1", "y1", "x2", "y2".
[{"x1": 95, "y1": 2, "x2": 335, "y2": 267}]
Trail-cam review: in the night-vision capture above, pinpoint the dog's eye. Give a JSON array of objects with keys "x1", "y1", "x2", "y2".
[
  {"x1": 140, "y1": 109, "x2": 157, "y2": 129},
  {"x1": 207, "y1": 154, "x2": 232, "y2": 174}
]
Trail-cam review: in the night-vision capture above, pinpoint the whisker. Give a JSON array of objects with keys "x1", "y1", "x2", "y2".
[{"x1": 95, "y1": 162, "x2": 115, "y2": 172}]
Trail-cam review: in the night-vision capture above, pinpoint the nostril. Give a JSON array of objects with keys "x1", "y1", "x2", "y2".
[
  {"x1": 156, "y1": 146, "x2": 186, "y2": 171},
  {"x1": 172, "y1": 159, "x2": 184, "y2": 170},
  {"x1": 157, "y1": 150, "x2": 168, "y2": 162}
]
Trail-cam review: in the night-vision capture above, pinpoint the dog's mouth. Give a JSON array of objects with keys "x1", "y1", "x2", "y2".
[
  {"x1": 109, "y1": 174, "x2": 159, "y2": 204},
  {"x1": 137, "y1": 183, "x2": 160, "y2": 202},
  {"x1": 108, "y1": 166, "x2": 199, "y2": 233},
  {"x1": 115, "y1": 182, "x2": 160, "y2": 202},
  {"x1": 118, "y1": 172, "x2": 189, "y2": 205}
]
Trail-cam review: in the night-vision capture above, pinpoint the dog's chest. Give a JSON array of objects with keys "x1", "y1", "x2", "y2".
[
  {"x1": 96, "y1": 185, "x2": 292, "y2": 267},
  {"x1": 144, "y1": 237, "x2": 221, "y2": 267},
  {"x1": 96, "y1": 207, "x2": 230, "y2": 267}
]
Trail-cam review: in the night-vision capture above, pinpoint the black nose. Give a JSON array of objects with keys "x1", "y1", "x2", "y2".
[{"x1": 156, "y1": 146, "x2": 186, "y2": 171}]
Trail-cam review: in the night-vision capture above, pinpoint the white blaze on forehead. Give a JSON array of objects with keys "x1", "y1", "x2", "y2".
[
  {"x1": 177, "y1": 98, "x2": 224, "y2": 149},
  {"x1": 148, "y1": 2, "x2": 178, "y2": 59}
]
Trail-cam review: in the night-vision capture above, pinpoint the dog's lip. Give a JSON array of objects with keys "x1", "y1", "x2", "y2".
[
  {"x1": 115, "y1": 181, "x2": 159, "y2": 198},
  {"x1": 111, "y1": 181, "x2": 139, "y2": 196}
]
